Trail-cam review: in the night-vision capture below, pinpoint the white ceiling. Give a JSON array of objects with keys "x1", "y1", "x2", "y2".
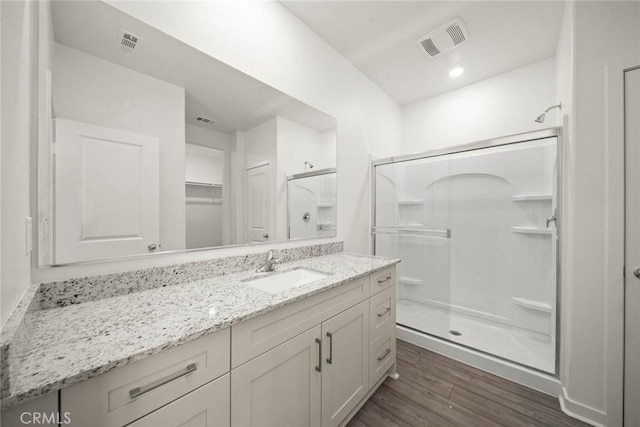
[
  {"x1": 51, "y1": 1, "x2": 336, "y2": 134},
  {"x1": 280, "y1": 1, "x2": 565, "y2": 105}
]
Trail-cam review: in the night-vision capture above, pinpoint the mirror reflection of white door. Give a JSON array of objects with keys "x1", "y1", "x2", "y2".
[
  {"x1": 625, "y1": 66, "x2": 640, "y2": 427},
  {"x1": 54, "y1": 119, "x2": 160, "y2": 263},
  {"x1": 246, "y1": 163, "x2": 272, "y2": 243}
]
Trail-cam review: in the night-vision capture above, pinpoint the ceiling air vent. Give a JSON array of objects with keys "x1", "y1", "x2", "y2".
[
  {"x1": 417, "y1": 18, "x2": 469, "y2": 59},
  {"x1": 118, "y1": 29, "x2": 140, "y2": 53},
  {"x1": 195, "y1": 116, "x2": 216, "y2": 125}
]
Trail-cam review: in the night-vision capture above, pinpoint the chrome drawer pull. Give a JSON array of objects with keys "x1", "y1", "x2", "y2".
[
  {"x1": 326, "y1": 332, "x2": 333, "y2": 364},
  {"x1": 377, "y1": 348, "x2": 392, "y2": 362},
  {"x1": 315, "y1": 338, "x2": 322, "y2": 372},
  {"x1": 377, "y1": 274, "x2": 392, "y2": 284},
  {"x1": 129, "y1": 363, "x2": 197, "y2": 399},
  {"x1": 377, "y1": 307, "x2": 391, "y2": 317}
]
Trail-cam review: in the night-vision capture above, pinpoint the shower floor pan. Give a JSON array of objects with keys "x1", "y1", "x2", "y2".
[{"x1": 397, "y1": 298, "x2": 555, "y2": 373}]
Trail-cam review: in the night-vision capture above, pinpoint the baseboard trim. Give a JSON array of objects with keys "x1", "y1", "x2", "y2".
[{"x1": 558, "y1": 386, "x2": 606, "y2": 427}]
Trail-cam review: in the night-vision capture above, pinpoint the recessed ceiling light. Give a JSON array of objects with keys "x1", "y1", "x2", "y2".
[{"x1": 449, "y1": 67, "x2": 464, "y2": 78}]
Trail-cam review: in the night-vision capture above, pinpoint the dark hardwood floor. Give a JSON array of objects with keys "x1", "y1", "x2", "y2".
[{"x1": 348, "y1": 339, "x2": 590, "y2": 427}]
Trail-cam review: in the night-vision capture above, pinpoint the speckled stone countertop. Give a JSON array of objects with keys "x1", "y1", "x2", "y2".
[{"x1": 1, "y1": 252, "x2": 398, "y2": 409}]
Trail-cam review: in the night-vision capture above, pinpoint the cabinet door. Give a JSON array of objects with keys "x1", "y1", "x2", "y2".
[
  {"x1": 231, "y1": 325, "x2": 321, "y2": 427},
  {"x1": 321, "y1": 301, "x2": 369, "y2": 427},
  {"x1": 128, "y1": 375, "x2": 230, "y2": 427}
]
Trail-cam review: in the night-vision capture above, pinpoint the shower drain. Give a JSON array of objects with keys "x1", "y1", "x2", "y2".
[{"x1": 448, "y1": 330, "x2": 462, "y2": 336}]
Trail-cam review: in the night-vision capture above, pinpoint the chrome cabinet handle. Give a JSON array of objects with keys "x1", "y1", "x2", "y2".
[
  {"x1": 148, "y1": 242, "x2": 158, "y2": 251},
  {"x1": 377, "y1": 348, "x2": 392, "y2": 362},
  {"x1": 377, "y1": 307, "x2": 391, "y2": 317},
  {"x1": 546, "y1": 215, "x2": 557, "y2": 228},
  {"x1": 634, "y1": 267, "x2": 640, "y2": 279},
  {"x1": 315, "y1": 338, "x2": 322, "y2": 372},
  {"x1": 129, "y1": 363, "x2": 197, "y2": 399},
  {"x1": 326, "y1": 332, "x2": 333, "y2": 364},
  {"x1": 377, "y1": 274, "x2": 392, "y2": 284},
  {"x1": 263, "y1": 233, "x2": 269, "y2": 239}
]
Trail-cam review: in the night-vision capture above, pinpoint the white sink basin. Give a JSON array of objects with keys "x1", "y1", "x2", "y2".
[{"x1": 245, "y1": 269, "x2": 327, "y2": 294}]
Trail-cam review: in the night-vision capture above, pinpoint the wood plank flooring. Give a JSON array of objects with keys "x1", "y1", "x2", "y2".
[{"x1": 348, "y1": 339, "x2": 590, "y2": 427}]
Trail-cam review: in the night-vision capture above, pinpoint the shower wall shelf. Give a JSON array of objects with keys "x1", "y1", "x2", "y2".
[
  {"x1": 511, "y1": 227, "x2": 553, "y2": 235},
  {"x1": 399, "y1": 276, "x2": 423, "y2": 286},
  {"x1": 512, "y1": 297, "x2": 552, "y2": 313},
  {"x1": 511, "y1": 194, "x2": 552, "y2": 202}
]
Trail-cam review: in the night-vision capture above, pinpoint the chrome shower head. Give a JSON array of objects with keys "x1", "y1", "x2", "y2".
[
  {"x1": 534, "y1": 102, "x2": 562, "y2": 123},
  {"x1": 304, "y1": 161, "x2": 314, "y2": 170}
]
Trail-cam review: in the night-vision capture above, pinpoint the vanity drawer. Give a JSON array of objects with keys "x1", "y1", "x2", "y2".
[
  {"x1": 232, "y1": 276, "x2": 368, "y2": 368},
  {"x1": 369, "y1": 329, "x2": 395, "y2": 387},
  {"x1": 369, "y1": 266, "x2": 395, "y2": 295},
  {"x1": 62, "y1": 328, "x2": 230, "y2": 427},
  {"x1": 369, "y1": 286, "x2": 395, "y2": 342},
  {"x1": 128, "y1": 374, "x2": 230, "y2": 427}
]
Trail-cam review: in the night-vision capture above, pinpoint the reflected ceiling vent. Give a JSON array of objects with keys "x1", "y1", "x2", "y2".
[
  {"x1": 118, "y1": 29, "x2": 140, "y2": 53},
  {"x1": 417, "y1": 18, "x2": 469, "y2": 59},
  {"x1": 195, "y1": 116, "x2": 216, "y2": 125}
]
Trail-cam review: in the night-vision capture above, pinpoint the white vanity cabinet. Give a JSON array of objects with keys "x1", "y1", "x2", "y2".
[
  {"x1": 231, "y1": 326, "x2": 323, "y2": 427},
  {"x1": 230, "y1": 267, "x2": 396, "y2": 427},
  {"x1": 320, "y1": 300, "x2": 369, "y2": 427}
]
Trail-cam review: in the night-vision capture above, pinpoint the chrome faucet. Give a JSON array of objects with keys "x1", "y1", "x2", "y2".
[{"x1": 257, "y1": 250, "x2": 278, "y2": 273}]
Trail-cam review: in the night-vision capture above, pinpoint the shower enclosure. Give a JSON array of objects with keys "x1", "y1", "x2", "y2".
[
  {"x1": 372, "y1": 128, "x2": 560, "y2": 374},
  {"x1": 287, "y1": 168, "x2": 337, "y2": 239}
]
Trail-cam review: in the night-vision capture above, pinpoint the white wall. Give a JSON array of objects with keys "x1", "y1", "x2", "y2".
[
  {"x1": 557, "y1": 2, "x2": 640, "y2": 425},
  {"x1": 277, "y1": 117, "x2": 335, "y2": 175},
  {"x1": 1, "y1": 1, "x2": 35, "y2": 326},
  {"x1": 402, "y1": 57, "x2": 557, "y2": 154},
  {"x1": 52, "y1": 43, "x2": 186, "y2": 253},
  {"x1": 276, "y1": 116, "x2": 336, "y2": 240}
]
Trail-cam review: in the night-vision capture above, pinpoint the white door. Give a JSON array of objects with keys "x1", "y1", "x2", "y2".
[
  {"x1": 321, "y1": 301, "x2": 369, "y2": 427},
  {"x1": 128, "y1": 374, "x2": 230, "y2": 427},
  {"x1": 231, "y1": 325, "x2": 322, "y2": 427},
  {"x1": 625, "y1": 66, "x2": 640, "y2": 427},
  {"x1": 54, "y1": 118, "x2": 160, "y2": 263},
  {"x1": 246, "y1": 163, "x2": 272, "y2": 243}
]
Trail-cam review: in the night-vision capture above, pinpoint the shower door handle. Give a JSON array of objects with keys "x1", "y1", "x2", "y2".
[{"x1": 546, "y1": 215, "x2": 557, "y2": 228}]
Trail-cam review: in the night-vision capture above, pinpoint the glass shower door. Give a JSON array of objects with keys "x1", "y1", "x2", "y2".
[
  {"x1": 373, "y1": 159, "x2": 453, "y2": 342},
  {"x1": 373, "y1": 135, "x2": 559, "y2": 374}
]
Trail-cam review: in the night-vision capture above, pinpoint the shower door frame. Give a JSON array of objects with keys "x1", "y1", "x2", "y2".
[{"x1": 371, "y1": 126, "x2": 563, "y2": 377}]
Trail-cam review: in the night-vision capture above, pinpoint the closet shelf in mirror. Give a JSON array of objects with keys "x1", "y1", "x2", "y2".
[
  {"x1": 186, "y1": 197, "x2": 222, "y2": 205},
  {"x1": 511, "y1": 227, "x2": 553, "y2": 235},
  {"x1": 185, "y1": 181, "x2": 222, "y2": 188},
  {"x1": 511, "y1": 194, "x2": 552, "y2": 202}
]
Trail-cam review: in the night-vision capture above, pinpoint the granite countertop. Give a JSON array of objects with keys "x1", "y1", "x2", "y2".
[{"x1": 1, "y1": 252, "x2": 398, "y2": 409}]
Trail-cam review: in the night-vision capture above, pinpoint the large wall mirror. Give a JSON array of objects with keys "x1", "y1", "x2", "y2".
[{"x1": 36, "y1": 1, "x2": 337, "y2": 266}]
